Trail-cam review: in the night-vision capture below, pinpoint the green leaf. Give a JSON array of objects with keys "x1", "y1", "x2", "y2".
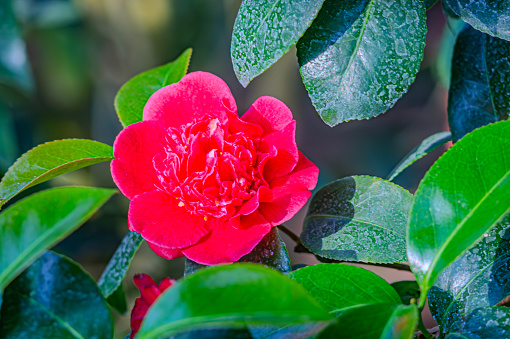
[
  {"x1": 428, "y1": 215, "x2": 510, "y2": 334},
  {"x1": 288, "y1": 264, "x2": 401, "y2": 313},
  {"x1": 114, "y1": 48, "x2": 191, "y2": 127},
  {"x1": 0, "y1": 186, "x2": 116, "y2": 291},
  {"x1": 105, "y1": 282, "x2": 127, "y2": 314},
  {"x1": 184, "y1": 228, "x2": 291, "y2": 275},
  {"x1": 425, "y1": 0, "x2": 438, "y2": 10},
  {"x1": 317, "y1": 303, "x2": 401, "y2": 339},
  {"x1": 0, "y1": 104, "x2": 19, "y2": 174},
  {"x1": 297, "y1": 0, "x2": 426, "y2": 126},
  {"x1": 444, "y1": 0, "x2": 510, "y2": 41},
  {"x1": 445, "y1": 307, "x2": 510, "y2": 339},
  {"x1": 448, "y1": 26, "x2": 510, "y2": 142},
  {"x1": 407, "y1": 120, "x2": 510, "y2": 304},
  {"x1": 0, "y1": 251, "x2": 113, "y2": 338},
  {"x1": 0, "y1": 0, "x2": 33, "y2": 92},
  {"x1": 0, "y1": 139, "x2": 114, "y2": 208},
  {"x1": 301, "y1": 176, "x2": 412, "y2": 263},
  {"x1": 380, "y1": 304, "x2": 419, "y2": 339},
  {"x1": 231, "y1": 0, "x2": 325, "y2": 87},
  {"x1": 136, "y1": 264, "x2": 333, "y2": 339},
  {"x1": 98, "y1": 231, "x2": 143, "y2": 299},
  {"x1": 434, "y1": 15, "x2": 466, "y2": 89},
  {"x1": 391, "y1": 281, "x2": 420, "y2": 306},
  {"x1": 387, "y1": 131, "x2": 451, "y2": 182}
]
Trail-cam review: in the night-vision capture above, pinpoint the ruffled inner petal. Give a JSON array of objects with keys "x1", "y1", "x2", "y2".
[{"x1": 241, "y1": 96, "x2": 293, "y2": 137}]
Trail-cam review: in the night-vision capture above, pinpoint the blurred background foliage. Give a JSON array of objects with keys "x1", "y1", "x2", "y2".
[{"x1": 0, "y1": 0, "x2": 449, "y2": 336}]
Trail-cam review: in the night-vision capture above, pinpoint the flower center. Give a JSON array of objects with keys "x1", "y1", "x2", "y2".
[{"x1": 153, "y1": 116, "x2": 264, "y2": 219}]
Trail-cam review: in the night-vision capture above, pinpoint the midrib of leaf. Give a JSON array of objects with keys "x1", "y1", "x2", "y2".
[
  {"x1": 255, "y1": 0, "x2": 282, "y2": 35},
  {"x1": 304, "y1": 215, "x2": 405, "y2": 237},
  {"x1": 341, "y1": 0, "x2": 374, "y2": 83},
  {"x1": 12, "y1": 290, "x2": 86, "y2": 339},
  {"x1": 439, "y1": 251, "x2": 509, "y2": 327},
  {"x1": 0, "y1": 204, "x2": 91, "y2": 289},
  {"x1": 423, "y1": 169, "x2": 510, "y2": 289}
]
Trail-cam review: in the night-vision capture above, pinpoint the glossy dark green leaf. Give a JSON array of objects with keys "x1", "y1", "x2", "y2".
[
  {"x1": 425, "y1": 0, "x2": 439, "y2": 10},
  {"x1": 0, "y1": 104, "x2": 19, "y2": 174},
  {"x1": 380, "y1": 304, "x2": 419, "y2": 339},
  {"x1": 105, "y1": 283, "x2": 127, "y2": 314},
  {"x1": 0, "y1": 251, "x2": 113, "y2": 338},
  {"x1": 0, "y1": 0, "x2": 33, "y2": 92},
  {"x1": 301, "y1": 176, "x2": 412, "y2": 263},
  {"x1": 391, "y1": 281, "x2": 420, "y2": 306},
  {"x1": 407, "y1": 121, "x2": 510, "y2": 306},
  {"x1": 136, "y1": 264, "x2": 333, "y2": 339},
  {"x1": 297, "y1": 0, "x2": 426, "y2": 126},
  {"x1": 248, "y1": 323, "x2": 325, "y2": 339},
  {"x1": 428, "y1": 215, "x2": 510, "y2": 334},
  {"x1": 184, "y1": 228, "x2": 291, "y2": 275},
  {"x1": 0, "y1": 139, "x2": 114, "y2": 208},
  {"x1": 435, "y1": 15, "x2": 466, "y2": 89},
  {"x1": 115, "y1": 49, "x2": 191, "y2": 127},
  {"x1": 0, "y1": 186, "x2": 116, "y2": 291},
  {"x1": 444, "y1": 0, "x2": 510, "y2": 41},
  {"x1": 289, "y1": 264, "x2": 400, "y2": 313},
  {"x1": 448, "y1": 26, "x2": 510, "y2": 142},
  {"x1": 98, "y1": 231, "x2": 143, "y2": 299},
  {"x1": 317, "y1": 303, "x2": 400, "y2": 339},
  {"x1": 445, "y1": 307, "x2": 510, "y2": 339},
  {"x1": 387, "y1": 132, "x2": 451, "y2": 181},
  {"x1": 171, "y1": 328, "x2": 253, "y2": 339},
  {"x1": 231, "y1": 0, "x2": 325, "y2": 86}
]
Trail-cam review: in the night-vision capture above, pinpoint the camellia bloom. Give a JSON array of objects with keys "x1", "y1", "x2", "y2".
[
  {"x1": 130, "y1": 274, "x2": 175, "y2": 338},
  {"x1": 112, "y1": 72, "x2": 318, "y2": 265}
]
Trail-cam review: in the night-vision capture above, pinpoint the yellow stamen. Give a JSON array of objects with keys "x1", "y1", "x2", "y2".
[
  {"x1": 204, "y1": 216, "x2": 208, "y2": 221},
  {"x1": 178, "y1": 201, "x2": 185, "y2": 207}
]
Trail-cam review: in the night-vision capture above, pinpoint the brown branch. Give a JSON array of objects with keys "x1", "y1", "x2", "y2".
[
  {"x1": 277, "y1": 224, "x2": 302, "y2": 244},
  {"x1": 497, "y1": 295, "x2": 510, "y2": 307}
]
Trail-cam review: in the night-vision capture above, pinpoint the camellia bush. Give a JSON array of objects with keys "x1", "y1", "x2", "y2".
[{"x1": 1, "y1": 0, "x2": 510, "y2": 338}]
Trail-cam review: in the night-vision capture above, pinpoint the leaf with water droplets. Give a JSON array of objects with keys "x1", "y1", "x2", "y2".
[
  {"x1": 428, "y1": 215, "x2": 510, "y2": 334},
  {"x1": 231, "y1": 0, "x2": 326, "y2": 86},
  {"x1": 185, "y1": 227, "x2": 291, "y2": 275},
  {"x1": 297, "y1": 0, "x2": 426, "y2": 126},
  {"x1": 0, "y1": 0, "x2": 33, "y2": 92},
  {"x1": 0, "y1": 186, "x2": 116, "y2": 291},
  {"x1": 0, "y1": 251, "x2": 113, "y2": 338},
  {"x1": 387, "y1": 131, "x2": 451, "y2": 181},
  {"x1": 448, "y1": 26, "x2": 510, "y2": 142},
  {"x1": 97, "y1": 231, "x2": 143, "y2": 313},
  {"x1": 115, "y1": 49, "x2": 191, "y2": 127},
  {"x1": 0, "y1": 139, "x2": 114, "y2": 209},
  {"x1": 445, "y1": 307, "x2": 510, "y2": 339},
  {"x1": 444, "y1": 0, "x2": 510, "y2": 41},
  {"x1": 301, "y1": 176, "x2": 412, "y2": 263},
  {"x1": 407, "y1": 121, "x2": 510, "y2": 306}
]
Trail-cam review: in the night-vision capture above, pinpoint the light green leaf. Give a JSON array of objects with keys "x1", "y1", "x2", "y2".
[
  {"x1": 114, "y1": 49, "x2": 191, "y2": 127},
  {"x1": 444, "y1": 0, "x2": 510, "y2": 41},
  {"x1": 136, "y1": 264, "x2": 333, "y2": 339},
  {"x1": 380, "y1": 304, "x2": 419, "y2": 339},
  {"x1": 0, "y1": 139, "x2": 114, "y2": 208},
  {"x1": 297, "y1": 0, "x2": 426, "y2": 126},
  {"x1": 301, "y1": 176, "x2": 412, "y2": 263},
  {"x1": 231, "y1": 0, "x2": 325, "y2": 86},
  {"x1": 434, "y1": 15, "x2": 466, "y2": 89},
  {"x1": 407, "y1": 120, "x2": 510, "y2": 305},
  {"x1": 0, "y1": 251, "x2": 113, "y2": 338},
  {"x1": 387, "y1": 131, "x2": 451, "y2": 181},
  {"x1": 0, "y1": 186, "x2": 116, "y2": 291}
]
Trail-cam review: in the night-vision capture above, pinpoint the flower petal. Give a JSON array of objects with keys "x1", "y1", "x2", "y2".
[
  {"x1": 128, "y1": 190, "x2": 211, "y2": 248},
  {"x1": 111, "y1": 121, "x2": 167, "y2": 199},
  {"x1": 258, "y1": 190, "x2": 312, "y2": 226},
  {"x1": 143, "y1": 72, "x2": 237, "y2": 128},
  {"x1": 147, "y1": 242, "x2": 183, "y2": 260},
  {"x1": 261, "y1": 120, "x2": 299, "y2": 181},
  {"x1": 241, "y1": 96, "x2": 293, "y2": 137},
  {"x1": 182, "y1": 221, "x2": 271, "y2": 265},
  {"x1": 269, "y1": 151, "x2": 319, "y2": 194}
]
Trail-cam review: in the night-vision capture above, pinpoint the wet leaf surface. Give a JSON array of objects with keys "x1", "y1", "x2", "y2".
[
  {"x1": 444, "y1": 0, "x2": 510, "y2": 41},
  {"x1": 448, "y1": 26, "x2": 510, "y2": 142},
  {"x1": 297, "y1": 0, "x2": 426, "y2": 125},
  {"x1": 0, "y1": 139, "x2": 114, "y2": 208},
  {"x1": 407, "y1": 121, "x2": 510, "y2": 300},
  {"x1": 231, "y1": 0, "x2": 325, "y2": 86},
  {"x1": 301, "y1": 176, "x2": 412, "y2": 263},
  {"x1": 136, "y1": 264, "x2": 333, "y2": 339},
  {"x1": 387, "y1": 131, "x2": 451, "y2": 181},
  {"x1": 445, "y1": 307, "x2": 510, "y2": 339},
  {"x1": 115, "y1": 49, "x2": 191, "y2": 127},
  {"x1": 0, "y1": 251, "x2": 113, "y2": 339},
  {"x1": 428, "y1": 215, "x2": 510, "y2": 334},
  {"x1": 0, "y1": 186, "x2": 115, "y2": 291}
]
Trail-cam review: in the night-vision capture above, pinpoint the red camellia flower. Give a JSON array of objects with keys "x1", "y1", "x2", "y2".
[
  {"x1": 111, "y1": 72, "x2": 318, "y2": 265},
  {"x1": 130, "y1": 274, "x2": 175, "y2": 338}
]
